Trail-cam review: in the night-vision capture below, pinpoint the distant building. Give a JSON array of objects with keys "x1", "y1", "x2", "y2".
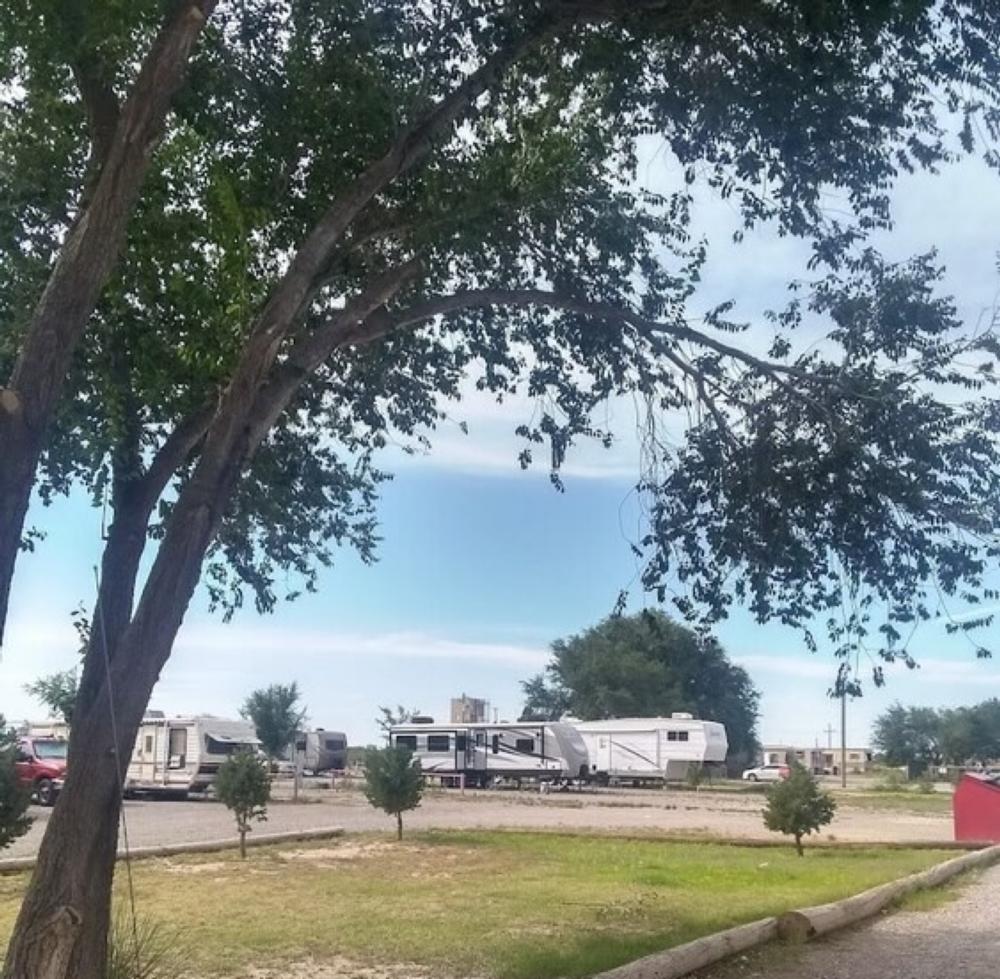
[
  {"x1": 761, "y1": 743, "x2": 872, "y2": 775},
  {"x1": 450, "y1": 694, "x2": 488, "y2": 724}
]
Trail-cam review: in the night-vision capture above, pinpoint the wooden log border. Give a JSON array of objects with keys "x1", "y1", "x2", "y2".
[
  {"x1": 594, "y1": 843, "x2": 1000, "y2": 979},
  {"x1": 0, "y1": 825, "x2": 345, "y2": 875}
]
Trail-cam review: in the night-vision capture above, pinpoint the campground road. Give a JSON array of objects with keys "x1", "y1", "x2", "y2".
[{"x1": 4, "y1": 785, "x2": 954, "y2": 861}]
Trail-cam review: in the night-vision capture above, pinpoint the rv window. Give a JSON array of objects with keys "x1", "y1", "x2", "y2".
[
  {"x1": 491, "y1": 734, "x2": 500, "y2": 754},
  {"x1": 475, "y1": 731, "x2": 485, "y2": 747},
  {"x1": 395, "y1": 735, "x2": 417, "y2": 751},
  {"x1": 455, "y1": 734, "x2": 467, "y2": 751},
  {"x1": 427, "y1": 735, "x2": 450, "y2": 753},
  {"x1": 295, "y1": 738, "x2": 307, "y2": 752},
  {"x1": 144, "y1": 736, "x2": 153, "y2": 755},
  {"x1": 678, "y1": 731, "x2": 689, "y2": 742},
  {"x1": 168, "y1": 728, "x2": 188, "y2": 769},
  {"x1": 325, "y1": 737, "x2": 346, "y2": 751},
  {"x1": 205, "y1": 736, "x2": 243, "y2": 755},
  {"x1": 666, "y1": 731, "x2": 678, "y2": 741},
  {"x1": 515, "y1": 738, "x2": 535, "y2": 754}
]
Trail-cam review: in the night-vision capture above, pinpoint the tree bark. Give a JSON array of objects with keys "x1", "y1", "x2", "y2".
[
  {"x1": 0, "y1": 0, "x2": 216, "y2": 645},
  {"x1": 397, "y1": 812, "x2": 403, "y2": 841}
]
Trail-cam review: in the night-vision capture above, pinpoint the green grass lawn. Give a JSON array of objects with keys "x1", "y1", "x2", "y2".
[
  {"x1": 834, "y1": 791, "x2": 953, "y2": 815},
  {"x1": 0, "y1": 832, "x2": 953, "y2": 979}
]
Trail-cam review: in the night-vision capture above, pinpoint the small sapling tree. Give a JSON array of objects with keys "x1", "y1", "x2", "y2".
[
  {"x1": 763, "y1": 762, "x2": 837, "y2": 856},
  {"x1": 364, "y1": 745, "x2": 425, "y2": 841},
  {"x1": 215, "y1": 751, "x2": 270, "y2": 859},
  {"x1": 0, "y1": 716, "x2": 32, "y2": 851}
]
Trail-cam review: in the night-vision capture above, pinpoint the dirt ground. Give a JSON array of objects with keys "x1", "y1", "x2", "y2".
[{"x1": 4, "y1": 783, "x2": 955, "y2": 861}]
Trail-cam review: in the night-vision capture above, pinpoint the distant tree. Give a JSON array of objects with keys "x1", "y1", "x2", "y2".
[
  {"x1": 521, "y1": 611, "x2": 760, "y2": 770},
  {"x1": 240, "y1": 683, "x2": 307, "y2": 760},
  {"x1": 763, "y1": 763, "x2": 836, "y2": 856},
  {"x1": 364, "y1": 745, "x2": 425, "y2": 841},
  {"x1": 23, "y1": 670, "x2": 79, "y2": 725},
  {"x1": 376, "y1": 706, "x2": 422, "y2": 738},
  {"x1": 215, "y1": 751, "x2": 270, "y2": 859},
  {"x1": 872, "y1": 703, "x2": 943, "y2": 775},
  {"x1": 0, "y1": 715, "x2": 32, "y2": 851}
]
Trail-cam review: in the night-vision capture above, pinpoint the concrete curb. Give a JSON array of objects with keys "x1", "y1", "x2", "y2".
[
  {"x1": 593, "y1": 843, "x2": 1000, "y2": 979},
  {"x1": 0, "y1": 826, "x2": 345, "y2": 875}
]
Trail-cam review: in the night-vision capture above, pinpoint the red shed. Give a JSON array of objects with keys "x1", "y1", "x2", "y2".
[{"x1": 953, "y1": 773, "x2": 1000, "y2": 842}]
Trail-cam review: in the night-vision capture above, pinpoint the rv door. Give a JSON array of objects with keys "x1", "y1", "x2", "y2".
[{"x1": 168, "y1": 727, "x2": 188, "y2": 770}]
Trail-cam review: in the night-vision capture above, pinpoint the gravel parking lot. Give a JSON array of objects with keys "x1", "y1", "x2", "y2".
[{"x1": 4, "y1": 784, "x2": 954, "y2": 861}]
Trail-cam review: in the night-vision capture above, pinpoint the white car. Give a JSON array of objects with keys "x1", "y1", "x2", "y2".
[{"x1": 741, "y1": 763, "x2": 790, "y2": 783}]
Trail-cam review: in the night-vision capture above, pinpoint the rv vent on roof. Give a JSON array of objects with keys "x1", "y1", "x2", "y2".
[
  {"x1": 146, "y1": 710, "x2": 165, "y2": 718},
  {"x1": 670, "y1": 712, "x2": 694, "y2": 720},
  {"x1": 411, "y1": 715, "x2": 435, "y2": 724}
]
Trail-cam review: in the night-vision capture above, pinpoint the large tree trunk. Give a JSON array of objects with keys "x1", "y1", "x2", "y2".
[{"x1": 0, "y1": 0, "x2": 216, "y2": 645}]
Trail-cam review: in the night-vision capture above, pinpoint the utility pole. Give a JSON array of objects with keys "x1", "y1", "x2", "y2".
[
  {"x1": 823, "y1": 723, "x2": 835, "y2": 749},
  {"x1": 840, "y1": 690, "x2": 847, "y2": 789}
]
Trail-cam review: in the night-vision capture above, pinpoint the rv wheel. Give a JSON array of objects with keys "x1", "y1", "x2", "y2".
[{"x1": 35, "y1": 778, "x2": 56, "y2": 807}]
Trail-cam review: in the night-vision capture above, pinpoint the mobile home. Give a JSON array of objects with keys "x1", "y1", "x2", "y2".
[
  {"x1": 572, "y1": 714, "x2": 728, "y2": 782},
  {"x1": 389, "y1": 719, "x2": 589, "y2": 786},
  {"x1": 126, "y1": 714, "x2": 260, "y2": 797}
]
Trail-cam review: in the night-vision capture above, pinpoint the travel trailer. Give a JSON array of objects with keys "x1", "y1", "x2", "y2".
[
  {"x1": 572, "y1": 714, "x2": 728, "y2": 783},
  {"x1": 292, "y1": 729, "x2": 348, "y2": 774},
  {"x1": 125, "y1": 713, "x2": 260, "y2": 797},
  {"x1": 389, "y1": 719, "x2": 589, "y2": 786}
]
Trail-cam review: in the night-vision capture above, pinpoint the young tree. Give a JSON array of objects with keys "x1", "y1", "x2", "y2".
[
  {"x1": 8, "y1": 5, "x2": 1000, "y2": 977},
  {"x1": 522, "y1": 611, "x2": 760, "y2": 770},
  {"x1": 0, "y1": 716, "x2": 32, "y2": 852},
  {"x1": 363, "y1": 745, "x2": 425, "y2": 841},
  {"x1": 763, "y1": 763, "x2": 837, "y2": 856},
  {"x1": 24, "y1": 670, "x2": 79, "y2": 725},
  {"x1": 240, "y1": 684, "x2": 307, "y2": 761},
  {"x1": 214, "y1": 751, "x2": 270, "y2": 860},
  {"x1": 375, "y1": 706, "x2": 423, "y2": 738}
]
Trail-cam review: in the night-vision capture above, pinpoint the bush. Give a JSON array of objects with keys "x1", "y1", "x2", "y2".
[
  {"x1": 106, "y1": 908, "x2": 182, "y2": 979},
  {"x1": 872, "y1": 769, "x2": 908, "y2": 792},
  {"x1": 364, "y1": 745, "x2": 424, "y2": 840},
  {"x1": 763, "y1": 763, "x2": 836, "y2": 856},
  {"x1": 0, "y1": 715, "x2": 32, "y2": 851},
  {"x1": 215, "y1": 751, "x2": 270, "y2": 858}
]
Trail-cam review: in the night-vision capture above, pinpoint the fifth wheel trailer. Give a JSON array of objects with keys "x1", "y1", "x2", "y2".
[{"x1": 572, "y1": 714, "x2": 728, "y2": 783}]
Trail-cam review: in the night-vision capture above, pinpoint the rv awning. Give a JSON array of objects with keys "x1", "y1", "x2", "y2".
[{"x1": 205, "y1": 731, "x2": 261, "y2": 745}]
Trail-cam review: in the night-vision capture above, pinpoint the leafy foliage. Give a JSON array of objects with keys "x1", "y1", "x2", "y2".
[
  {"x1": 0, "y1": 714, "x2": 32, "y2": 851},
  {"x1": 364, "y1": 745, "x2": 424, "y2": 840},
  {"x1": 240, "y1": 683, "x2": 307, "y2": 760},
  {"x1": 521, "y1": 611, "x2": 760, "y2": 767},
  {"x1": 763, "y1": 763, "x2": 837, "y2": 856},
  {"x1": 23, "y1": 669, "x2": 79, "y2": 724},
  {"x1": 874, "y1": 699, "x2": 1000, "y2": 774},
  {"x1": 215, "y1": 751, "x2": 270, "y2": 859},
  {"x1": 375, "y1": 706, "x2": 423, "y2": 737}
]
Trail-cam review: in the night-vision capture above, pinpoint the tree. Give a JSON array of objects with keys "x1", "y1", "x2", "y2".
[
  {"x1": 763, "y1": 763, "x2": 837, "y2": 856},
  {"x1": 872, "y1": 703, "x2": 944, "y2": 775},
  {"x1": 214, "y1": 751, "x2": 270, "y2": 859},
  {"x1": 375, "y1": 706, "x2": 423, "y2": 738},
  {"x1": 8, "y1": 4, "x2": 1000, "y2": 976},
  {"x1": 24, "y1": 670, "x2": 79, "y2": 725},
  {"x1": 240, "y1": 684, "x2": 307, "y2": 761},
  {"x1": 0, "y1": 716, "x2": 32, "y2": 852},
  {"x1": 522, "y1": 611, "x2": 760, "y2": 770},
  {"x1": 363, "y1": 745, "x2": 425, "y2": 841}
]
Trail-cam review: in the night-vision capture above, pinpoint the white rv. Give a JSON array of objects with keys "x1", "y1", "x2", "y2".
[
  {"x1": 389, "y1": 719, "x2": 589, "y2": 787},
  {"x1": 572, "y1": 714, "x2": 728, "y2": 783},
  {"x1": 291, "y1": 729, "x2": 348, "y2": 774},
  {"x1": 125, "y1": 713, "x2": 261, "y2": 797}
]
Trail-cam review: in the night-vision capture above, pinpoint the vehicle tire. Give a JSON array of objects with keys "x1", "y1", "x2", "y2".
[
  {"x1": 35, "y1": 778, "x2": 56, "y2": 807},
  {"x1": 746, "y1": 774, "x2": 758, "y2": 782}
]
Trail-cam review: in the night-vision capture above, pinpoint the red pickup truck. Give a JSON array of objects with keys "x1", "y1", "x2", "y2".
[{"x1": 14, "y1": 737, "x2": 67, "y2": 806}]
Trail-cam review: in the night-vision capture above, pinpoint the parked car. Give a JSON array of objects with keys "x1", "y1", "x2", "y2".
[
  {"x1": 741, "y1": 763, "x2": 790, "y2": 783},
  {"x1": 14, "y1": 736, "x2": 68, "y2": 806}
]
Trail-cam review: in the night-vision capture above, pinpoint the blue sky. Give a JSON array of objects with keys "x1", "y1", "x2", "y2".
[{"x1": 2, "y1": 150, "x2": 1000, "y2": 749}]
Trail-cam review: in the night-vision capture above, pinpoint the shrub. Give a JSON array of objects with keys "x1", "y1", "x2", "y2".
[
  {"x1": 106, "y1": 907, "x2": 182, "y2": 979},
  {"x1": 763, "y1": 762, "x2": 837, "y2": 856},
  {"x1": 215, "y1": 751, "x2": 270, "y2": 858},
  {"x1": 0, "y1": 715, "x2": 32, "y2": 851},
  {"x1": 872, "y1": 768, "x2": 908, "y2": 792},
  {"x1": 364, "y1": 745, "x2": 424, "y2": 840}
]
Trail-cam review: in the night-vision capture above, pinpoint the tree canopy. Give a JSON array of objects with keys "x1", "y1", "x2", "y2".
[
  {"x1": 521, "y1": 611, "x2": 760, "y2": 765},
  {"x1": 240, "y1": 683, "x2": 307, "y2": 760},
  {"x1": 873, "y1": 699, "x2": 1000, "y2": 773}
]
